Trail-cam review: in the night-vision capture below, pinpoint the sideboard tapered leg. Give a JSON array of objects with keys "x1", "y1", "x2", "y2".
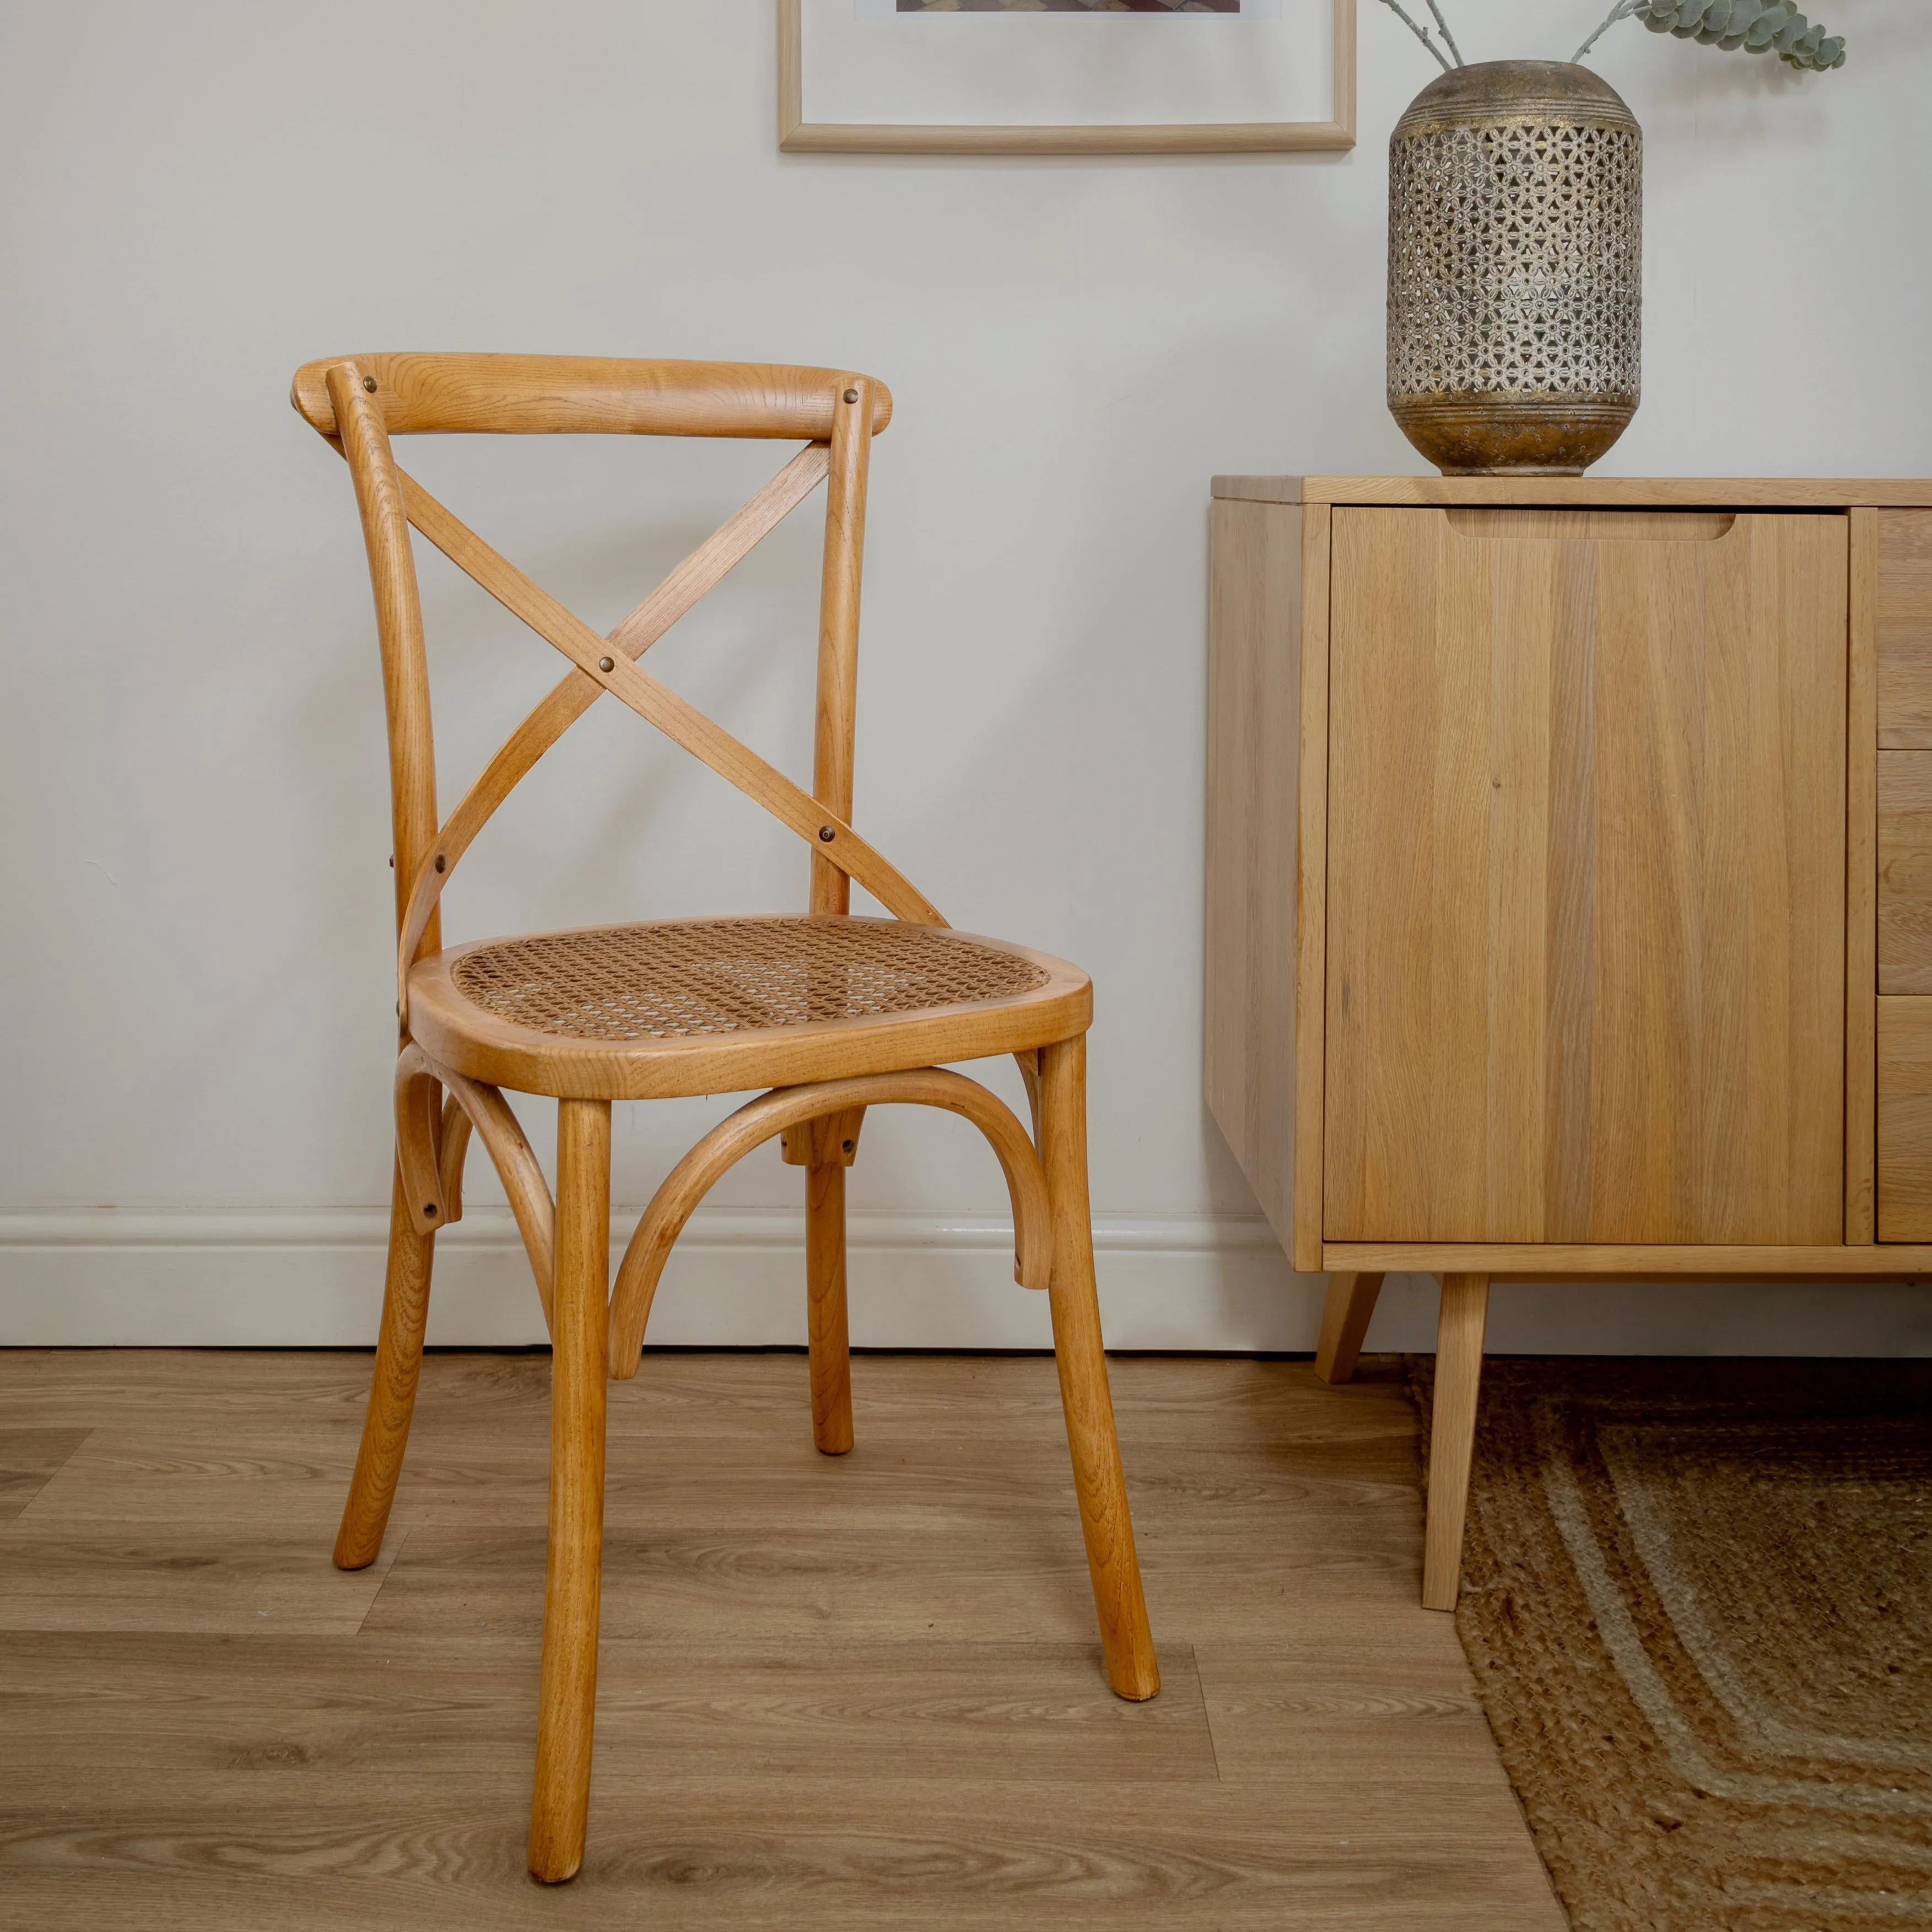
[
  {"x1": 1422, "y1": 1272, "x2": 1490, "y2": 1612},
  {"x1": 1314, "y1": 1271, "x2": 1385, "y2": 1384}
]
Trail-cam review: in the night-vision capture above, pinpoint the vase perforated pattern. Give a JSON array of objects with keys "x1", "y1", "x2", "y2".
[
  {"x1": 1388, "y1": 122, "x2": 1641, "y2": 402},
  {"x1": 449, "y1": 918, "x2": 1050, "y2": 1043}
]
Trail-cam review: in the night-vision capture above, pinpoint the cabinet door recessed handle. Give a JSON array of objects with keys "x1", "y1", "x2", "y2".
[{"x1": 1445, "y1": 509, "x2": 1737, "y2": 543}]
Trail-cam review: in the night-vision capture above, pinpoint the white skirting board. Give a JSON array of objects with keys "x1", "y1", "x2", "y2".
[{"x1": 2, "y1": 1208, "x2": 1931, "y2": 1354}]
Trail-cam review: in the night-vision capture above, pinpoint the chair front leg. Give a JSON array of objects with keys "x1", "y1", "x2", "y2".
[
  {"x1": 334, "y1": 1161, "x2": 435, "y2": 1570},
  {"x1": 1037, "y1": 1035, "x2": 1160, "y2": 1702},
  {"x1": 528, "y1": 1098, "x2": 612, "y2": 1884}
]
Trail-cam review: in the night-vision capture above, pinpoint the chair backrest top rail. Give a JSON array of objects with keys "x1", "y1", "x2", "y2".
[
  {"x1": 305, "y1": 355, "x2": 926, "y2": 1030},
  {"x1": 293, "y1": 353, "x2": 894, "y2": 441}
]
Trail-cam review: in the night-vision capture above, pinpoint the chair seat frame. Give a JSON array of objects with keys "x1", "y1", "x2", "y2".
[{"x1": 297, "y1": 353, "x2": 1158, "y2": 1883}]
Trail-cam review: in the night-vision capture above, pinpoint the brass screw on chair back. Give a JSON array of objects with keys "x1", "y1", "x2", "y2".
[{"x1": 295, "y1": 353, "x2": 1158, "y2": 1882}]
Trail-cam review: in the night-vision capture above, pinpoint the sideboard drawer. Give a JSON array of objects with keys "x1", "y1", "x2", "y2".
[
  {"x1": 1878, "y1": 998, "x2": 1932, "y2": 1238},
  {"x1": 1879, "y1": 511, "x2": 1932, "y2": 745},
  {"x1": 1880, "y1": 752, "x2": 1932, "y2": 991}
]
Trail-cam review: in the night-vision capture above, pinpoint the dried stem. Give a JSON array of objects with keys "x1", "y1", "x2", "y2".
[
  {"x1": 1377, "y1": 0, "x2": 1454, "y2": 71},
  {"x1": 1573, "y1": 0, "x2": 1638, "y2": 62},
  {"x1": 1423, "y1": 0, "x2": 1466, "y2": 65}
]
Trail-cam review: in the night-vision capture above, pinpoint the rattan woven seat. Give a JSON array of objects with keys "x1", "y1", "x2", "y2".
[
  {"x1": 455, "y1": 916, "x2": 1049, "y2": 1037},
  {"x1": 407, "y1": 915, "x2": 1087, "y2": 1100},
  {"x1": 298, "y1": 352, "x2": 1157, "y2": 1883}
]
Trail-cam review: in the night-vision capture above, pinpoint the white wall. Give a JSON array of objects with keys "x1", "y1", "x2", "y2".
[{"x1": 4, "y1": 0, "x2": 1930, "y2": 1356}]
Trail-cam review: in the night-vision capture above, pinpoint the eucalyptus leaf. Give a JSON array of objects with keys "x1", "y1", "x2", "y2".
[
  {"x1": 1632, "y1": 0, "x2": 1845, "y2": 66},
  {"x1": 1380, "y1": 0, "x2": 1848, "y2": 74}
]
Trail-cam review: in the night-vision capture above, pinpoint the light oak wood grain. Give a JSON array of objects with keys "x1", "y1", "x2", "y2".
[
  {"x1": 391, "y1": 1046, "x2": 449, "y2": 1230},
  {"x1": 331, "y1": 1167, "x2": 435, "y2": 1572},
  {"x1": 5, "y1": 1352, "x2": 1425, "y2": 1537},
  {"x1": 307, "y1": 1500, "x2": 1143, "y2": 1625},
  {"x1": 0, "y1": 1530, "x2": 400, "y2": 1634},
  {"x1": 1191, "y1": 1634, "x2": 1485, "y2": 1745},
  {"x1": 779, "y1": 1105, "x2": 866, "y2": 1168},
  {"x1": 1443, "y1": 507, "x2": 1736, "y2": 541},
  {"x1": 0, "y1": 1350, "x2": 416, "y2": 1428},
  {"x1": 59, "y1": 1514, "x2": 1430, "y2": 1654},
  {"x1": 419, "y1": 1055, "x2": 555, "y2": 1327},
  {"x1": 14, "y1": 1423, "x2": 374, "y2": 1528},
  {"x1": 1294, "y1": 506, "x2": 1333, "y2": 1272},
  {"x1": 0, "y1": 1790, "x2": 1564, "y2": 1932},
  {"x1": 1208, "y1": 475, "x2": 1932, "y2": 1288},
  {"x1": 293, "y1": 353, "x2": 892, "y2": 441},
  {"x1": 1421, "y1": 1274, "x2": 1489, "y2": 1613},
  {"x1": 1325, "y1": 506, "x2": 1848, "y2": 1245},
  {"x1": 10, "y1": 1410, "x2": 1405, "y2": 1534},
  {"x1": 606, "y1": 1069, "x2": 1055, "y2": 1377},
  {"x1": 1203, "y1": 499, "x2": 1302, "y2": 1266},
  {"x1": 355, "y1": 1521, "x2": 1421, "y2": 1645},
  {"x1": 1876, "y1": 509, "x2": 1932, "y2": 745},
  {"x1": 528, "y1": 1098, "x2": 612, "y2": 1882},
  {"x1": 810, "y1": 379, "x2": 868, "y2": 920},
  {"x1": 393, "y1": 466, "x2": 945, "y2": 935},
  {"x1": 0, "y1": 1348, "x2": 1407, "y2": 1440},
  {"x1": 0, "y1": 1429, "x2": 91, "y2": 1520},
  {"x1": 393, "y1": 441, "x2": 833, "y2": 993},
  {"x1": 803, "y1": 1162, "x2": 855, "y2": 1456},
  {"x1": 0, "y1": 1350, "x2": 1564, "y2": 1931},
  {"x1": 805, "y1": 381, "x2": 878, "y2": 1467},
  {"x1": 1038, "y1": 1038, "x2": 1159, "y2": 1702},
  {"x1": 0, "y1": 1632, "x2": 1216, "y2": 1785},
  {"x1": 436, "y1": 1095, "x2": 471, "y2": 1225},
  {"x1": 1313, "y1": 1272, "x2": 1384, "y2": 1385},
  {"x1": 1877, "y1": 996, "x2": 1932, "y2": 1240},
  {"x1": 1214, "y1": 475, "x2": 1932, "y2": 509},
  {"x1": 1849, "y1": 508, "x2": 1880, "y2": 1240},
  {"x1": 407, "y1": 919, "x2": 1092, "y2": 1104},
  {"x1": 1879, "y1": 751, "x2": 1932, "y2": 994},
  {"x1": 326, "y1": 365, "x2": 440, "y2": 956},
  {"x1": 1323, "y1": 1240, "x2": 1932, "y2": 1276},
  {"x1": 303, "y1": 352, "x2": 1156, "y2": 1884}
]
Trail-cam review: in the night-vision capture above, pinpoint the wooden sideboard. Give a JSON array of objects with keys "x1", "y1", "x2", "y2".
[{"x1": 1205, "y1": 473, "x2": 1932, "y2": 1609}]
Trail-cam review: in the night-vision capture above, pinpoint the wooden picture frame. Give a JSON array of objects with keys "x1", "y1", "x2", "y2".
[{"x1": 778, "y1": 0, "x2": 1356, "y2": 155}]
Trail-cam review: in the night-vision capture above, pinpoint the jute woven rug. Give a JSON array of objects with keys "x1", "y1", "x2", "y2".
[{"x1": 1407, "y1": 1357, "x2": 1932, "y2": 1932}]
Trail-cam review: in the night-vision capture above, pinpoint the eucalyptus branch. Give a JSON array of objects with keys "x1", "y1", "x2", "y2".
[
  {"x1": 1626, "y1": 0, "x2": 1845, "y2": 69},
  {"x1": 1376, "y1": 0, "x2": 1454, "y2": 71},
  {"x1": 1423, "y1": 0, "x2": 1467, "y2": 66},
  {"x1": 1573, "y1": 0, "x2": 1638, "y2": 62}
]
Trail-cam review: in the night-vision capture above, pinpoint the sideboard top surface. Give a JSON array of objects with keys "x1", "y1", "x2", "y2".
[{"x1": 1212, "y1": 475, "x2": 1932, "y2": 509}]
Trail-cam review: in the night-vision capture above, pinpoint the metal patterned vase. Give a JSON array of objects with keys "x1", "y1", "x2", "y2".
[{"x1": 1386, "y1": 60, "x2": 1642, "y2": 476}]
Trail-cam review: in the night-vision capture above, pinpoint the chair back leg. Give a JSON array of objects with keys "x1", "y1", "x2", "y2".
[
  {"x1": 1037, "y1": 1035, "x2": 1161, "y2": 1702},
  {"x1": 528, "y1": 1098, "x2": 612, "y2": 1883},
  {"x1": 334, "y1": 1161, "x2": 436, "y2": 1570},
  {"x1": 805, "y1": 1161, "x2": 856, "y2": 1454}
]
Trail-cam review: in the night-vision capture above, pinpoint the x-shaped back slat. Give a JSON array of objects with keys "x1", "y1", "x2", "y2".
[{"x1": 324, "y1": 365, "x2": 945, "y2": 1021}]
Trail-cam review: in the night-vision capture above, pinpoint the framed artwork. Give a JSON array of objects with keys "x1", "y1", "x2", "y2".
[{"x1": 777, "y1": 0, "x2": 1356, "y2": 155}]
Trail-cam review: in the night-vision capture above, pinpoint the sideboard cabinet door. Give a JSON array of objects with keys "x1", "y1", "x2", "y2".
[{"x1": 1324, "y1": 508, "x2": 1849, "y2": 1244}]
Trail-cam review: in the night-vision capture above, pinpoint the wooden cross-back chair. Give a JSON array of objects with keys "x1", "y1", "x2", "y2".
[{"x1": 293, "y1": 353, "x2": 1159, "y2": 1882}]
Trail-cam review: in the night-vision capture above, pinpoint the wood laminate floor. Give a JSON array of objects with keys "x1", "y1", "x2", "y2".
[{"x1": 0, "y1": 1348, "x2": 1564, "y2": 1930}]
